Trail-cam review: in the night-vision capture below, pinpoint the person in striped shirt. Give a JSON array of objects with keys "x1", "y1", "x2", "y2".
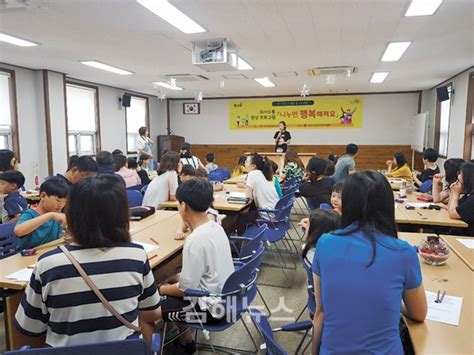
[{"x1": 14, "y1": 175, "x2": 161, "y2": 347}]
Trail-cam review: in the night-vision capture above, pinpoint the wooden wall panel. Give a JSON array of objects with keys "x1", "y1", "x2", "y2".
[{"x1": 191, "y1": 144, "x2": 414, "y2": 172}]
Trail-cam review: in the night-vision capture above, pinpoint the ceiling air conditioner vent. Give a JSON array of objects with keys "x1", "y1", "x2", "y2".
[
  {"x1": 308, "y1": 66, "x2": 357, "y2": 76},
  {"x1": 163, "y1": 74, "x2": 209, "y2": 82}
]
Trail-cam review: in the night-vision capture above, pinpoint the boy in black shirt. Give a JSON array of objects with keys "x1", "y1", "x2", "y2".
[{"x1": 413, "y1": 148, "x2": 439, "y2": 187}]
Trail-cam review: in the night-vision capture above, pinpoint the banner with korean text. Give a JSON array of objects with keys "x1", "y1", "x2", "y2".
[{"x1": 229, "y1": 96, "x2": 363, "y2": 129}]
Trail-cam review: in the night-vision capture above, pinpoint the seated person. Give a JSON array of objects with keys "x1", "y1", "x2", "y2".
[
  {"x1": 56, "y1": 155, "x2": 98, "y2": 186},
  {"x1": 180, "y1": 164, "x2": 196, "y2": 183},
  {"x1": 432, "y1": 158, "x2": 465, "y2": 205},
  {"x1": 386, "y1": 152, "x2": 413, "y2": 183},
  {"x1": 330, "y1": 182, "x2": 343, "y2": 214},
  {"x1": 113, "y1": 154, "x2": 141, "y2": 188},
  {"x1": 128, "y1": 157, "x2": 151, "y2": 185},
  {"x1": 0, "y1": 170, "x2": 28, "y2": 223},
  {"x1": 413, "y1": 148, "x2": 439, "y2": 187},
  {"x1": 14, "y1": 177, "x2": 69, "y2": 250},
  {"x1": 96, "y1": 151, "x2": 116, "y2": 176},
  {"x1": 14, "y1": 175, "x2": 161, "y2": 347},
  {"x1": 299, "y1": 157, "x2": 335, "y2": 209},
  {"x1": 142, "y1": 179, "x2": 234, "y2": 352},
  {"x1": 205, "y1": 153, "x2": 219, "y2": 173},
  {"x1": 448, "y1": 161, "x2": 474, "y2": 236}
]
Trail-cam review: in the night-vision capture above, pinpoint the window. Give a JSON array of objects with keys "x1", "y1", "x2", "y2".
[
  {"x1": 435, "y1": 84, "x2": 452, "y2": 157},
  {"x1": 66, "y1": 83, "x2": 100, "y2": 156},
  {"x1": 0, "y1": 70, "x2": 17, "y2": 152},
  {"x1": 126, "y1": 95, "x2": 148, "y2": 153}
]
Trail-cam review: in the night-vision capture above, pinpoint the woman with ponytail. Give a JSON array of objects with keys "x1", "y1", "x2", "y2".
[
  {"x1": 299, "y1": 157, "x2": 335, "y2": 209},
  {"x1": 244, "y1": 153, "x2": 278, "y2": 209}
]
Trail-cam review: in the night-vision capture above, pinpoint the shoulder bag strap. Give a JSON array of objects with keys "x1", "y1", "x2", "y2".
[{"x1": 59, "y1": 245, "x2": 141, "y2": 333}]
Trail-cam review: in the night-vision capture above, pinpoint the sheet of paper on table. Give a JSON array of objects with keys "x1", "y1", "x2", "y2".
[
  {"x1": 425, "y1": 291, "x2": 463, "y2": 326},
  {"x1": 457, "y1": 239, "x2": 474, "y2": 249},
  {"x1": 6, "y1": 268, "x2": 33, "y2": 282},
  {"x1": 406, "y1": 202, "x2": 432, "y2": 208},
  {"x1": 133, "y1": 241, "x2": 159, "y2": 253}
]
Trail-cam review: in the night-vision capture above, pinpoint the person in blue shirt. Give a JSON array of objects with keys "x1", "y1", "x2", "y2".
[
  {"x1": 312, "y1": 171, "x2": 427, "y2": 355},
  {"x1": 0, "y1": 170, "x2": 28, "y2": 223},
  {"x1": 14, "y1": 177, "x2": 69, "y2": 251}
]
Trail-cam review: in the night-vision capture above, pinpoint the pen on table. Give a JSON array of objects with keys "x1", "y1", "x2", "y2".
[
  {"x1": 148, "y1": 254, "x2": 158, "y2": 261},
  {"x1": 439, "y1": 290, "x2": 447, "y2": 303},
  {"x1": 149, "y1": 237, "x2": 160, "y2": 245},
  {"x1": 435, "y1": 290, "x2": 441, "y2": 303}
]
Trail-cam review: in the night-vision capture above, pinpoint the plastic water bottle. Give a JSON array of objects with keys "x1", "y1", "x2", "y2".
[{"x1": 399, "y1": 181, "x2": 407, "y2": 198}]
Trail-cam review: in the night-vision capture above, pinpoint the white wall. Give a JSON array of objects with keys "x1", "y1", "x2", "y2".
[
  {"x1": 0, "y1": 64, "x2": 167, "y2": 188},
  {"x1": 169, "y1": 93, "x2": 419, "y2": 145},
  {"x1": 422, "y1": 69, "x2": 472, "y2": 159}
]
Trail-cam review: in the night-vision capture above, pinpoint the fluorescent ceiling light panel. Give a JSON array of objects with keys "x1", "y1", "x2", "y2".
[
  {"x1": 255, "y1": 77, "x2": 276, "y2": 88},
  {"x1": 137, "y1": 0, "x2": 206, "y2": 34},
  {"x1": 370, "y1": 72, "x2": 389, "y2": 83},
  {"x1": 0, "y1": 33, "x2": 38, "y2": 47},
  {"x1": 229, "y1": 53, "x2": 253, "y2": 70},
  {"x1": 381, "y1": 42, "x2": 412, "y2": 62},
  {"x1": 80, "y1": 61, "x2": 133, "y2": 75},
  {"x1": 152, "y1": 81, "x2": 184, "y2": 90},
  {"x1": 405, "y1": 0, "x2": 443, "y2": 16}
]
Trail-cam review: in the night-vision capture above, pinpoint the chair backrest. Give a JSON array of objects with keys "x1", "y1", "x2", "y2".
[
  {"x1": 127, "y1": 184, "x2": 143, "y2": 191},
  {"x1": 239, "y1": 225, "x2": 267, "y2": 260},
  {"x1": 0, "y1": 223, "x2": 18, "y2": 259},
  {"x1": 419, "y1": 179, "x2": 433, "y2": 193},
  {"x1": 319, "y1": 203, "x2": 332, "y2": 210},
  {"x1": 208, "y1": 168, "x2": 231, "y2": 182},
  {"x1": 275, "y1": 193, "x2": 294, "y2": 210},
  {"x1": 305, "y1": 197, "x2": 316, "y2": 211},
  {"x1": 302, "y1": 257, "x2": 316, "y2": 316},
  {"x1": 222, "y1": 249, "x2": 263, "y2": 319},
  {"x1": 249, "y1": 308, "x2": 287, "y2": 355},
  {"x1": 140, "y1": 184, "x2": 149, "y2": 195},
  {"x1": 4, "y1": 337, "x2": 151, "y2": 355},
  {"x1": 127, "y1": 190, "x2": 144, "y2": 208}
]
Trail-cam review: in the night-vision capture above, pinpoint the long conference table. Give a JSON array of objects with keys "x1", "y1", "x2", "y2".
[
  {"x1": 399, "y1": 233, "x2": 473, "y2": 355},
  {"x1": 0, "y1": 210, "x2": 186, "y2": 350}
]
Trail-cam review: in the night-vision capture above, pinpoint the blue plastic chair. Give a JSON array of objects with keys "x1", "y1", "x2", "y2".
[
  {"x1": 140, "y1": 184, "x2": 149, "y2": 195},
  {"x1": 127, "y1": 184, "x2": 143, "y2": 191},
  {"x1": 249, "y1": 308, "x2": 312, "y2": 355},
  {"x1": 295, "y1": 257, "x2": 316, "y2": 321},
  {"x1": 165, "y1": 250, "x2": 263, "y2": 354},
  {"x1": 5, "y1": 334, "x2": 161, "y2": 355},
  {"x1": 0, "y1": 223, "x2": 18, "y2": 259},
  {"x1": 127, "y1": 190, "x2": 143, "y2": 208},
  {"x1": 419, "y1": 179, "x2": 433, "y2": 193},
  {"x1": 319, "y1": 203, "x2": 332, "y2": 209}
]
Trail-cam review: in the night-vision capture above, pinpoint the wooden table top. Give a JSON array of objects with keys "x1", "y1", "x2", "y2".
[
  {"x1": 399, "y1": 232, "x2": 473, "y2": 355},
  {"x1": 394, "y1": 193, "x2": 468, "y2": 229},
  {"x1": 160, "y1": 184, "x2": 250, "y2": 212},
  {"x1": 0, "y1": 211, "x2": 182, "y2": 290},
  {"x1": 440, "y1": 235, "x2": 474, "y2": 271},
  {"x1": 224, "y1": 174, "x2": 247, "y2": 184}
]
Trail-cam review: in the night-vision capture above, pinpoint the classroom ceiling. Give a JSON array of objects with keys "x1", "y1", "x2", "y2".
[{"x1": 0, "y1": 0, "x2": 472, "y2": 98}]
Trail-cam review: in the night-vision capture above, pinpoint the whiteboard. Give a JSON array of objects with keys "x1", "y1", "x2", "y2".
[{"x1": 411, "y1": 112, "x2": 428, "y2": 152}]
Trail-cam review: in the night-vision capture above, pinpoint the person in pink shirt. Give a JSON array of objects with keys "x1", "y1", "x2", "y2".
[{"x1": 113, "y1": 154, "x2": 141, "y2": 188}]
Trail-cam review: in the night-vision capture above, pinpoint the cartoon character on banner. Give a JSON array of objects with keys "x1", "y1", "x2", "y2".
[{"x1": 340, "y1": 107, "x2": 356, "y2": 125}]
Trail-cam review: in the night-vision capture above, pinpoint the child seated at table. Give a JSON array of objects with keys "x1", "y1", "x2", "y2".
[
  {"x1": 448, "y1": 161, "x2": 474, "y2": 236},
  {"x1": 300, "y1": 209, "x2": 341, "y2": 268},
  {"x1": 386, "y1": 152, "x2": 413, "y2": 183},
  {"x1": 232, "y1": 155, "x2": 247, "y2": 178},
  {"x1": 180, "y1": 164, "x2": 196, "y2": 183},
  {"x1": 330, "y1": 182, "x2": 343, "y2": 214},
  {"x1": 14, "y1": 177, "x2": 69, "y2": 250},
  {"x1": 205, "y1": 153, "x2": 218, "y2": 174},
  {"x1": 413, "y1": 148, "x2": 439, "y2": 187},
  {"x1": 128, "y1": 157, "x2": 151, "y2": 185},
  {"x1": 145, "y1": 179, "x2": 233, "y2": 353},
  {"x1": 0, "y1": 170, "x2": 28, "y2": 223}
]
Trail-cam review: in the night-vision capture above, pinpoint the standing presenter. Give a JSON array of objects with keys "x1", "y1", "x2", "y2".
[{"x1": 273, "y1": 121, "x2": 292, "y2": 153}]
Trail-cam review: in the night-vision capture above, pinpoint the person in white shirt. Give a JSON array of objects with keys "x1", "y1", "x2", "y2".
[
  {"x1": 234, "y1": 153, "x2": 279, "y2": 234},
  {"x1": 180, "y1": 142, "x2": 205, "y2": 170},
  {"x1": 142, "y1": 152, "x2": 180, "y2": 209},
  {"x1": 141, "y1": 178, "x2": 234, "y2": 353},
  {"x1": 245, "y1": 153, "x2": 279, "y2": 210}
]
